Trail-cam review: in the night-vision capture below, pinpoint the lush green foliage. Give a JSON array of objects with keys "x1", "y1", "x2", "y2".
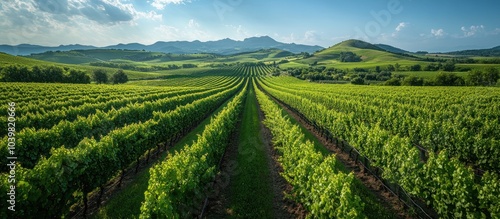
[
  {"x1": 259, "y1": 75, "x2": 500, "y2": 218},
  {"x1": 255, "y1": 80, "x2": 365, "y2": 218},
  {"x1": 0, "y1": 64, "x2": 90, "y2": 83},
  {"x1": 140, "y1": 80, "x2": 247, "y2": 218},
  {"x1": 111, "y1": 69, "x2": 129, "y2": 84},
  {"x1": 0, "y1": 81, "x2": 238, "y2": 170},
  {"x1": 92, "y1": 69, "x2": 108, "y2": 84},
  {"x1": 0, "y1": 77, "x2": 243, "y2": 218}
]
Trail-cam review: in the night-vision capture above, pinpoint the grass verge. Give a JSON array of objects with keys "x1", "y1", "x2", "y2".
[{"x1": 225, "y1": 86, "x2": 275, "y2": 218}]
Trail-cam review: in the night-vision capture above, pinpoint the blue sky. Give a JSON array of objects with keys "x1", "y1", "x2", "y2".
[{"x1": 1, "y1": 0, "x2": 499, "y2": 52}]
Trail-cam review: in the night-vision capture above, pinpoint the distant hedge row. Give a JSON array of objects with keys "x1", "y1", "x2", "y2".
[{"x1": 0, "y1": 65, "x2": 91, "y2": 84}]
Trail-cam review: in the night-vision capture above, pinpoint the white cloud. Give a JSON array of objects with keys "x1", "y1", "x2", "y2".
[
  {"x1": 461, "y1": 25, "x2": 484, "y2": 37},
  {"x1": 392, "y1": 22, "x2": 408, "y2": 37},
  {"x1": 151, "y1": 0, "x2": 190, "y2": 10},
  {"x1": 188, "y1": 19, "x2": 199, "y2": 28},
  {"x1": 395, "y1": 22, "x2": 407, "y2": 32},
  {"x1": 431, "y1": 28, "x2": 445, "y2": 37},
  {"x1": 0, "y1": 0, "x2": 165, "y2": 46}
]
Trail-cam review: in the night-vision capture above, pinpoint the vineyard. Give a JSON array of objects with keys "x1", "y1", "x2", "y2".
[{"x1": 1, "y1": 66, "x2": 499, "y2": 218}]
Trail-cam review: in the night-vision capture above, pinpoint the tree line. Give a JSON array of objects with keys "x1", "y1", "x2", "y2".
[
  {"x1": 381, "y1": 68, "x2": 499, "y2": 86},
  {"x1": 89, "y1": 62, "x2": 198, "y2": 72},
  {"x1": 0, "y1": 64, "x2": 128, "y2": 84},
  {"x1": 0, "y1": 65, "x2": 90, "y2": 83},
  {"x1": 279, "y1": 65, "x2": 499, "y2": 87}
]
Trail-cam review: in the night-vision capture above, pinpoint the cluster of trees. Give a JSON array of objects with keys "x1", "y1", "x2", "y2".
[
  {"x1": 465, "y1": 68, "x2": 500, "y2": 86},
  {"x1": 287, "y1": 65, "x2": 395, "y2": 83},
  {"x1": 384, "y1": 61, "x2": 463, "y2": 72},
  {"x1": 237, "y1": 62, "x2": 267, "y2": 67},
  {"x1": 0, "y1": 64, "x2": 129, "y2": 84},
  {"x1": 89, "y1": 62, "x2": 197, "y2": 72},
  {"x1": 381, "y1": 68, "x2": 499, "y2": 86},
  {"x1": 366, "y1": 61, "x2": 463, "y2": 72},
  {"x1": 416, "y1": 55, "x2": 500, "y2": 64},
  {"x1": 348, "y1": 70, "x2": 394, "y2": 85},
  {"x1": 356, "y1": 70, "x2": 392, "y2": 81},
  {"x1": 206, "y1": 63, "x2": 229, "y2": 68},
  {"x1": 339, "y1": 51, "x2": 362, "y2": 62},
  {"x1": 287, "y1": 66, "x2": 348, "y2": 81},
  {"x1": 181, "y1": 63, "x2": 197, "y2": 68},
  {"x1": 92, "y1": 69, "x2": 128, "y2": 84},
  {"x1": 0, "y1": 65, "x2": 90, "y2": 83},
  {"x1": 125, "y1": 54, "x2": 164, "y2": 61}
]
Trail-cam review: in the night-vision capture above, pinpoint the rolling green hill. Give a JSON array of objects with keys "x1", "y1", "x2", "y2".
[
  {"x1": 23, "y1": 48, "x2": 296, "y2": 66},
  {"x1": 281, "y1": 39, "x2": 422, "y2": 69},
  {"x1": 0, "y1": 52, "x2": 60, "y2": 66},
  {"x1": 26, "y1": 49, "x2": 174, "y2": 64},
  {"x1": 0, "y1": 52, "x2": 162, "y2": 80},
  {"x1": 4, "y1": 41, "x2": 500, "y2": 83},
  {"x1": 213, "y1": 49, "x2": 295, "y2": 63}
]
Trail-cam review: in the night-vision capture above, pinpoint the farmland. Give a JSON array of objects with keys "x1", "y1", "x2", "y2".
[
  {"x1": 1, "y1": 39, "x2": 500, "y2": 218},
  {"x1": 1, "y1": 63, "x2": 499, "y2": 218}
]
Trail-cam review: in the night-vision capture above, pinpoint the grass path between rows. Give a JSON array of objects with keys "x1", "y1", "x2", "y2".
[{"x1": 223, "y1": 85, "x2": 275, "y2": 218}]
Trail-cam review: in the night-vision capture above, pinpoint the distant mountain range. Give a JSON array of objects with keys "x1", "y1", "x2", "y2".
[
  {"x1": 2, "y1": 36, "x2": 498, "y2": 58},
  {"x1": 445, "y1": 46, "x2": 500, "y2": 57},
  {"x1": 0, "y1": 36, "x2": 323, "y2": 56},
  {"x1": 374, "y1": 44, "x2": 500, "y2": 57}
]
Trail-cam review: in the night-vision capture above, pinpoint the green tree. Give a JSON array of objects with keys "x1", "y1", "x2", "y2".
[
  {"x1": 394, "y1": 63, "x2": 401, "y2": 71},
  {"x1": 435, "y1": 72, "x2": 464, "y2": 86},
  {"x1": 339, "y1": 52, "x2": 362, "y2": 62},
  {"x1": 466, "y1": 70, "x2": 483, "y2": 86},
  {"x1": 111, "y1": 69, "x2": 128, "y2": 84},
  {"x1": 66, "y1": 69, "x2": 91, "y2": 84},
  {"x1": 93, "y1": 69, "x2": 108, "y2": 84},
  {"x1": 384, "y1": 78, "x2": 401, "y2": 86},
  {"x1": 43, "y1": 66, "x2": 65, "y2": 82},
  {"x1": 387, "y1": 64, "x2": 395, "y2": 71},
  {"x1": 442, "y1": 61, "x2": 455, "y2": 72},
  {"x1": 410, "y1": 64, "x2": 422, "y2": 71},
  {"x1": 350, "y1": 77, "x2": 365, "y2": 85},
  {"x1": 402, "y1": 76, "x2": 424, "y2": 86},
  {"x1": 484, "y1": 67, "x2": 500, "y2": 86}
]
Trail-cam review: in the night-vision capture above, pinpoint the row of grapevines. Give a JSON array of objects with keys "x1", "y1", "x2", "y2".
[
  {"x1": 0, "y1": 86, "x2": 211, "y2": 137},
  {"x1": 0, "y1": 82, "x2": 113, "y2": 101},
  {"x1": 254, "y1": 80, "x2": 365, "y2": 218},
  {"x1": 0, "y1": 78, "x2": 240, "y2": 170},
  {"x1": 177, "y1": 74, "x2": 239, "y2": 88},
  {"x1": 140, "y1": 79, "x2": 248, "y2": 218},
  {"x1": 151, "y1": 68, "x2": 240, "y2": 88},
  {"x1": 258, "y1": 77, "x2": 499, "y2": 218},
  {"x1": 262, "y1": 77, "x2": 499, "y2": 172},
  {"x1": 0, "y1": 82, "x2": 177, "y2": 106},
  {"x1": 0, "y1": 78, "x2": 243, "y2": 218},
  {"x1": 7, "y1": 89, "x2": 168, "y2": 116},
  {"x1": 232, "y1": 65, "x2": 272, "y2": 77}
]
